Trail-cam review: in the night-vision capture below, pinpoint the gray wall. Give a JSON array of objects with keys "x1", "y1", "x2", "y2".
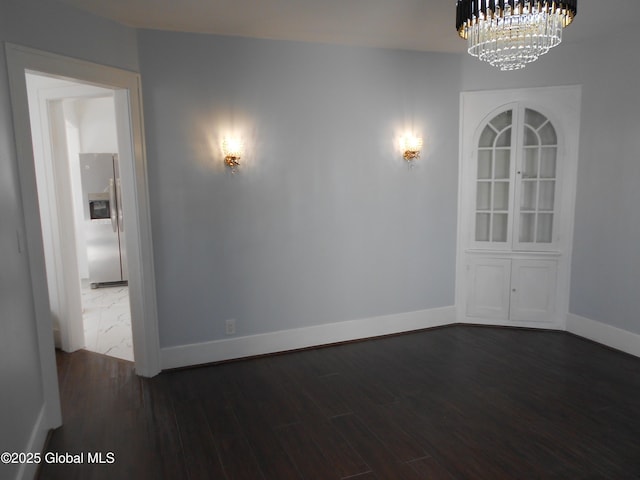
[
  {"x1": 0, "y1": 12, "x2": 44, "y2": 480},
  {"x1": 138, "y1": 31, "x2": 462, "y2": 348},
  {"x1": 0, "y1": 1, "x2": 138, "y2": 478},
  {"x1": 3, "y1": 0, "x2": 139, "y2": 71},
  {"x1": 460, "y1": 29, "x2": 640, "y2": 334}
]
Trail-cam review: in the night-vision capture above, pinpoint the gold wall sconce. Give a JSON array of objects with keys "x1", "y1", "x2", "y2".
[
  {"x1": 222, "y1": 137, "x2": 243, "y2": 172},
  {"x1": 400, "y1": 135, "x2": 423, "y2": 162}
]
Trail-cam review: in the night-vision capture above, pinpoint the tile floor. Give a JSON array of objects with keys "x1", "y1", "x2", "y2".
[{"x1": 81, "y1": 282, "x2": 134, "y2": 362}]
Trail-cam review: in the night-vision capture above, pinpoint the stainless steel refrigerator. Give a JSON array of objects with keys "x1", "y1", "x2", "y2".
[{"x1": 80, "y1": 153, "x2": 128, "y2": 288}]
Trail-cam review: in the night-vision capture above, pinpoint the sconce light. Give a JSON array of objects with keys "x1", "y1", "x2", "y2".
[
  {"x1": 400, "y1": 135, "x2": 423, "y2": 162},
  {"x1": 222, "y1": 137, "x2": 243, "y2": 172}
]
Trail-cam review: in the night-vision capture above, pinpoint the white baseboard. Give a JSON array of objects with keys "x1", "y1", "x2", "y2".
[
  {"x1": 52, "y1": 326, "x2": 61, "y2": 349},
  {"x1": 161, "y1": 306, "x2": 456, "y2": 370},
  {"x1": 160, "y1": 308, "x2": 639, "y2": 370},
  {"x1": 15, "y1": 405, "x2": 48, "y2": 480},
  {"x1": 566, "y1": 313, "x2": 640, "y2": 358}
]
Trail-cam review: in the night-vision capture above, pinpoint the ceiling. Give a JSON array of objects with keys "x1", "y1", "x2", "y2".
[{"x1": 55, "y1": 0, "x2": 630, "y2": 54}]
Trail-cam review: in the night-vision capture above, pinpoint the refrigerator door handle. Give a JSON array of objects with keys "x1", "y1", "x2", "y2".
[
  {"x1": 116, "y1": 178, "x2": 124, "y2": 232},
  {"x1": 109, "y1": 178, "x2": 117, "y2": 232}
]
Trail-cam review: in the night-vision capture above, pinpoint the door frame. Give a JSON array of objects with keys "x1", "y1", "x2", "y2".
[
  {"x1": 5, "y1": 44, "x2": 161, "y2": 407},
  {"x1": 26, "y1": 77, "x2": 116, "y2": 354}
]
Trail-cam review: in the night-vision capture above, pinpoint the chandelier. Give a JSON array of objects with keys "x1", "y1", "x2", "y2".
[{"x1": 456, "y1": 1, "x2": 577, "y2": 71}]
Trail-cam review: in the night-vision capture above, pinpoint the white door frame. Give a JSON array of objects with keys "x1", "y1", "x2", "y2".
[{"x1": 5, "y1": 44, "x2": 161, "y2": 409}]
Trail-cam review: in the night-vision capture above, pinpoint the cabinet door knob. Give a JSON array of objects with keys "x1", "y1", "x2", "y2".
[{"x1": 512, "y1": 288, "x2": 516, "y2": 292}]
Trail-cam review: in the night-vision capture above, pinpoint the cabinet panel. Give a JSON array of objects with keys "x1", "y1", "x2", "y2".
[
  {"x1": 466, "y1": 258, "x2": 511, "y2": 320},
  {"x1": 510, "y1": 260, "x2": 557, "y2": 322}
]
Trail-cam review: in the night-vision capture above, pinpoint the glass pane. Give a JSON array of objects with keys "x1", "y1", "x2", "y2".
[
  {"x1": 493, "y1": 182, "x2": 509, "y2": 211},
  {"x1": 522, "y1": 148, "x2": 539, "y2": 178},
  {"x1": 479, "y1": 125, "x2": 497, "y2": 148},
  {"x1": 519, "y1": 213, "x2": 535, "y2": 243},
  {"x1": 494, "y1": 149, "x2": 510, "y2": 179},
  {"x1": 492, "y1": 213, "x2": 508, "y2": 242},
  {"x1": 477, "y1": 150, "x2": 492, "y2": 179},
  {"x1": 476, "y1": 182, "x2": 491, "y2": 210},
  {"x1": 539, "y1": 122, "x2": 557, "y2": 145},
  {"x1": 490, "y1": 110, "x2": 513, "y2": 131},
  {"x1": 476, "y1": 213, "x2": 490, "y2": 241},
  {"x1": 538, "y1": 181, "x2": 555, "y2": 211},
  {"x1": 540, "y1": 147, "x2": 557, "y2": 178},
  {"x1": 521, "y1": 181, "x2": 537, "y2": 211},
  {"x1": 537, "y1": 213, "x2": 553, "y2": 242},
  {"x1": 525, "y1": 109, "x2": 547, "y2": 130},
  {"x1": 523, "y1": 126, "x2": 538, "y2": 146},
  {"x1": 495, "y1": 128, "x2": 511, "y2": 147}
]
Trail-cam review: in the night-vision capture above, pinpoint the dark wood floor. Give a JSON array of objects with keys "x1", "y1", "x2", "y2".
[{"x1": 39, "y1": 325, "x2": 640, "y2": 480}]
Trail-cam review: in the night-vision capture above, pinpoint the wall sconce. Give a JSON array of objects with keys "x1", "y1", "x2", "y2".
[
  {"x1": 222, "y1": 137, "x2": 243, "y2": 172},
  {"x1": 400, "y1": 135, "x2": 423, "y2": 162}
]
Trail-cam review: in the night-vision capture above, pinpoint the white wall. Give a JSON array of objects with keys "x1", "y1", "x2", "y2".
[
  {"x1": 76, "y1": 96, "x2": 118, "y2": 153},
  {"x1": 138, "y1": 31, "x2": 462, "y2": 349},
  {"x1": 460, "y1": 28, "x2": 640, "y2": 335}
]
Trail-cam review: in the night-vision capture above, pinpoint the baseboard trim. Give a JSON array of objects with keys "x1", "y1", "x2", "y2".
[
  {"x1": 566, "y1": 313, "x2": 640, "y2": 358},
  {"x1": 160, "y1": 308, "x2": 640, "y2": 370},
  {"x1": 15, "y1": 405, "x2": 48, "y2": 480},
  {"x1": 52, "y1": 326, "x2": 61, "y2": 349},
  {"x1": 161, "y1": 306, "x2": 456, "y2": 370}
]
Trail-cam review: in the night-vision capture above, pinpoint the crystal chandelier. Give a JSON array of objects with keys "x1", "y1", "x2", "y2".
[{"x1": 456, "y1": 1, "x2": 577, "y2": 71}]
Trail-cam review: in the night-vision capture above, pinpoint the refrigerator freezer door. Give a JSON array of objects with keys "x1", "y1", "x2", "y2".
[{"x1": 85, "y1": 216, "x2": 123, "y2": 283}]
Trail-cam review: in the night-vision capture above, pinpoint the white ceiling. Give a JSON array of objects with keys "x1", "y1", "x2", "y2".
[{"x1": 54, "y1": 0, "x2": 630, "y2": 54}]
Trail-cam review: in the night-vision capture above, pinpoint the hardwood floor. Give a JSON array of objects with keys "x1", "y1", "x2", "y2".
[{"x1": 40, "y1": 326, "x2": 640, "y2": 479}]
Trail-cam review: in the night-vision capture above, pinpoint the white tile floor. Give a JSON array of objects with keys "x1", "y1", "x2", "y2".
[{"x1": 81, "y1": 282, "x2": 134, "y2": 362}]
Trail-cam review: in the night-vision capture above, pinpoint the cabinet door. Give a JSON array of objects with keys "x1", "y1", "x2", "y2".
[
  {"x1": 466, "y1": 258, "x2": 511, "y2": 320},
  {"x1": 510, "y1": 259, "x2": 557, "y2": 322},
  {"x1": 472, "y1": 109, "x2": 515, "y2": 249},
  {"x1": 512, "y1": 108, "x2": 561, "y2": 251},
  {"x1": 470, "y1": 106, "x2": 562, "y2": 251}
]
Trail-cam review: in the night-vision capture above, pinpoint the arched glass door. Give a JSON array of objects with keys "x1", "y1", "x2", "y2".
[{"x1": 474, "y1": 106, "x2": 560, "y2": 250}]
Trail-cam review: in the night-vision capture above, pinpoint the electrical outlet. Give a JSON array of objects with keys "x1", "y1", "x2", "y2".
[{"x1": 225, "y1": 319, "x2": 236, "y2": 335}]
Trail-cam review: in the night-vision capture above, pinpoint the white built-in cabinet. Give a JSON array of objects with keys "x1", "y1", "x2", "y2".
[
  {"x1": 456, "y1": 87, "x2": 581, "y2": 329},
  {"x1": 466, "y1": 257, "x2": 557, "y2": 322}
]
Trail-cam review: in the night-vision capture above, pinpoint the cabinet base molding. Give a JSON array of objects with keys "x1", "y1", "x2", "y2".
[
  {"x1": 458, "y1": 315, "x2": 565, "y2": 331},
  {"x1": 566, "y1": 313, "x2": 640, "y2": 358}
]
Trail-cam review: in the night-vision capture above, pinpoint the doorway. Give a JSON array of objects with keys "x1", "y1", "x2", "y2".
[
  {"x1": 5, "y1": 44, "x2": 161, "y2": 425},
  {"x1": 25, "y1": 72, "x2": 134, "y2": 362}
]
